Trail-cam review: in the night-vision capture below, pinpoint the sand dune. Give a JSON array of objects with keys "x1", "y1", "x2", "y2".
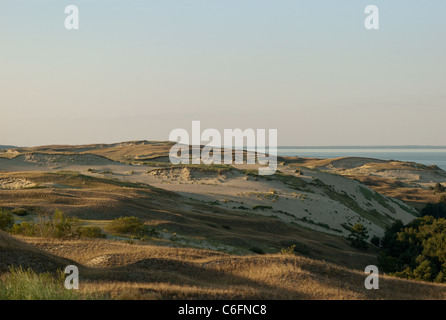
[
  {"x1": 0, "y1": 145, "x2": 421, "y2": 239},
  {"x1": 2, "y1": 141, "x2": 446, "y2": 300}
]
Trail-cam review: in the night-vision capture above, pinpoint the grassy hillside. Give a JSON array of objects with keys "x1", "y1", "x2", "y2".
[
  {"x1": 0, "y1": 230, "x2": 75, "y2": 274},
  {"x1": 1, "y1": 234, "x2": 445, "y2": 300},
  {"x1": 0, "y1": 171, "x2": 384, "y2": 269}
]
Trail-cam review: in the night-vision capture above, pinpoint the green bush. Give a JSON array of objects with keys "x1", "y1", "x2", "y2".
[
  {"x1": 79, "y1": 226, "x2": 106, "y2": 239},
  {"x1": 10, "y1": 210, "x2": 81, "y2": 239},
  {"x1": 52, "y1": 210, "x2": 81, "y2": 238},
  {"x1": 10, "y1": 222, "x2": 37, "y2": 237},
  {"x1": 347, "y1": 223, "x2": 369, "y2": 250},
  {"x1": 105, "y1": 216, "x2": 146, "y2": 237},
  {"x1": 0, "y1": 208, "x2": 14, "y2": 231}
]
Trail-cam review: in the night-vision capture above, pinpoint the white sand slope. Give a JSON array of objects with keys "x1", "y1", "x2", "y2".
[{"x1": 129, "y1": 165, "x2": 418, "y2": 239}]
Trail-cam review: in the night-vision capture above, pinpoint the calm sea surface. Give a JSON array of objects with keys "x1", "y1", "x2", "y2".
[{"x1": 276, "y1": 147, "x2": 446, "y2": 172}]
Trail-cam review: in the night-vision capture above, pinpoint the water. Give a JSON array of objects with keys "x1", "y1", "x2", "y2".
[{"x1": 276, "y1": 146, "x2": 446, "y2": 172}]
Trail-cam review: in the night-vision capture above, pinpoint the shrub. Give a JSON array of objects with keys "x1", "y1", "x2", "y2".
[
  {"x1": 10, "y1": 222, "x2": 37, "y2": 237},
  {"x1": 421, "y1": 201, "x2": 446, "y2": 219},
  {"x1": 0, "y1": 208, "x2": 14, "y2": 231},
  {"x1": 10, "y1": 210, "x2": 81, "y2": 239},
  {"x1": 79, "y1": 226, "x2": 106, "y2": 238},
  {"x1": 371, "y1": 235, "x2": 381, "y2": 247},
  {"x1": 347, "y1": 223, "x2": 369, "y2": 250},
  {"x1": 105, "y1": 216, "x2": 146, "y2": 237},
  {"x1": 250, "y1": 247, "x2": 265, "y2": 254},
  {"x1": 11, "y1": 208, "x2": 28, "y2": 216},
  {"x1": 294, "y1": 169, "x2": 303, "y2": 175},
  {"x1": 434, "y1": 183, "x2": 445, "y2": 193},
  {"x1": 252, "y1": 205, "x2": 273, "y2": 211},
  {"x1": 279, "y1": 240, "x2": 310, "y2": 255},
  {"x1": 280, "y1": 244, "x2": 296, "y2": 255},
  {"x1": 52, "y1": 210, "x2": 81, "y2": 238}
]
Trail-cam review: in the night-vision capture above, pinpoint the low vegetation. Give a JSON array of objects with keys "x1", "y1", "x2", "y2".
[
  {"x1": 0, "y1": 208, "x2": 14, "y2": 231},
  {"x1": 432, "y1": 183, "x2": 445, "y2": 193},
  {"x1": 0, "y1": 266, "x2": 95, "y2": 300},
  {"x1": 358, "y1": 186, "x2": 396, "y2": 213},
  {"x1": 10, "y1": 210, "x2": 81, "y2": 239},
  {"x1": 421, "y1": 195, "x2": 446, "y2": 219},
  {"x1": 105, "y1": 216, "x2": 158, "y2": 239},
  {"x1": 3, "y1": 208, "x2": 104, "y2": 239},
  {"x1": 347, "y1": 223, "x2": 369, "y2": 250},
  {"x1": 79, "y1": 226, "x2": 106, "y2": 239},
  {"x1": 11, "y1": 208, "x2": 28, "y2": 216},
  {"x1": 280, "y1": 244, "x2": 296, "y2": 255},
  {"x1": 252, "y1": 205, "x2": 273, "y2": 211}
]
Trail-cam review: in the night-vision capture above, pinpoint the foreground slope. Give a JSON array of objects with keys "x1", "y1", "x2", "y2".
[
  {"x1": 2, "y1": 235, "x2": 444, "y2": 300},
  {"x1": 0, "y1": 230, "x2": 74, "y2": 274}
]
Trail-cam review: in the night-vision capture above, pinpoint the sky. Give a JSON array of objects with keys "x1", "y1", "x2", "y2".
[{"x1": 1, "y1": 0, "x2": 445, "y2": 147}]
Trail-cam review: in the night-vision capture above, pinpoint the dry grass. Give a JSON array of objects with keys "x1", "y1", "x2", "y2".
[
  {"x1": 3, "y1": 234, "x2": 445, "y2": 300},
  {"x1": 0, "y1": 171, "x2": 381, "y2": 270},
  {"x1": 0, "y1": 231, "x2": 75, "y2": 274}
]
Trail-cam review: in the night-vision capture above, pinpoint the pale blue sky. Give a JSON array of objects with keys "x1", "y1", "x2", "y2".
[{"x1": 1, "y1": 1, "x2": 445, "y2": 146}]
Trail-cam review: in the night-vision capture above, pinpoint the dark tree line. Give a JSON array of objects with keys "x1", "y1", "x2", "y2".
[
  {"x1": 421, "y1": 195, "x2": 446, "y2": 219},
  {"x1": 378, "y1": 216, "x2": 446, "y2": 283}
]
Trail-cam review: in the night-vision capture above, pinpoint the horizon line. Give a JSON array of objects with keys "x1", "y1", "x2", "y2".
[{"x1": 3, "y1": 141, "x2": 446, "y2": 149}]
